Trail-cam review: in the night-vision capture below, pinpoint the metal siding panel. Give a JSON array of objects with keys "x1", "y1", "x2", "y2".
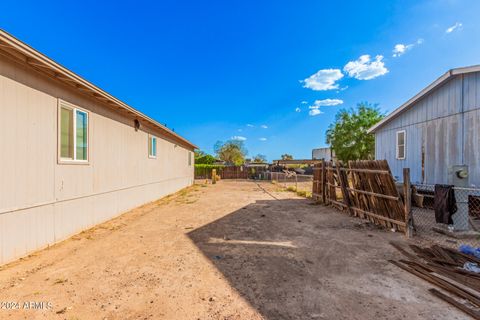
[
  {"x1": 464, "y1": 108, "x2": 480, "y2": 187},
  {"x1": 424, "y1": 114, "x2": 462, "y2": 184},
  {"x1": 374, "y1": 75, "x2": 473, "y2": 185}
]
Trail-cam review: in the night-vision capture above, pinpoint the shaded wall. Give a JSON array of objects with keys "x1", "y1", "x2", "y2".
[
  {"x1": 0, "y1": 54, "x2": 194, "y2": 265},
  {"x1": 375, "y1": 74, "x2": 480, "y2": 186}
]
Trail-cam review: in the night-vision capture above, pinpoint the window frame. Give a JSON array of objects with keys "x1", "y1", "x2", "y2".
[
  {"x1": 148, "y1": 135, "x2": 157, "y2": 159},
  {"x1": 396, "y1": 130, "x2": 406, "y2": 160},
  {"x1": 57, "y1": 99, "x2": 90, "y2": 165},
  {"x1": 188, "y1": 151, "x2": 192, "y2": 166}
]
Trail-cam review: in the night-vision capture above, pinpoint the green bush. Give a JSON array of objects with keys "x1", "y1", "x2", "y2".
[
  {"x1": 296, "y1": 190, "x2": 312, "y2": 198},
  {"x1": 194, "y1": 164, "x2": 224, "y2": 178}
]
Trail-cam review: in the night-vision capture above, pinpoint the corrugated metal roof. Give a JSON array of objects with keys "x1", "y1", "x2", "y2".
[
  {"x1": 368, "y1": 65, "x2": 480, "y2": 133},
  {"x1": 0, "y1": 29, "x2": 197, "y2": 149}
]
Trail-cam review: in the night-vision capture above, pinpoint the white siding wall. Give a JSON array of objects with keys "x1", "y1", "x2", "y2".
[{"x1": 0, "y1": 55, "x2": 194, "y2": 265}]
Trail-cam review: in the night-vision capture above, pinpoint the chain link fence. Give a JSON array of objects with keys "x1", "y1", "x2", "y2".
[
  {"x1": 262, "y1": 172, "x2": 313, "y2": 197},
  {"x1": 412, "y1": 184, "x2": 480, "y2": 248}
]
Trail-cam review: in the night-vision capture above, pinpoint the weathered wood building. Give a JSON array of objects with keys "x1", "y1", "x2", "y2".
[
  {"x1": 369, "y1": 66, "x2": 480, "y2": 187},
  {"x1": 0, "y1": 30, "x2": 196, "y2": 265}
]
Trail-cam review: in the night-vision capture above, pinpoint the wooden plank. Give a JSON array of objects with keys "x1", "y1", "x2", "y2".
[
  {"x1": 327, "y1": 183, "x2": 342, "y2": 189},
  {"x1": 391, "y1": 260, "x2": 480, "y2": 307},
  {"x1": 336, "y1": 161, "x2": 354, "y2": 216},
  {"x1": 389, "y1": 241, "x2": 419, "y2": 260},
  {"x1": 351, "y1": 207, "x2": 406, "y2": 227},
  {"x1": 403, "y1": 168, "x2": 413, "y2": 237},
  {"x1": 339, "y1": 168, "x2": 391, "y2": 174},
  {"x1": 329, "y1": 199, "x2": 348, "y2": 207},
  {"x1": 347, "y1": 187, "x2": 399, "y2": 201},
  {"x1": 429, "y1": 288, "x2": 480, "y2": 320},
  {"x1": 321, "y1": 159, "x2": 326, "y2": 204}
]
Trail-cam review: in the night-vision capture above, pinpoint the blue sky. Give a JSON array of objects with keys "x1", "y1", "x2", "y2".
[{"x1": 1, "y1": 1, "x2": 479, "y2": 161}]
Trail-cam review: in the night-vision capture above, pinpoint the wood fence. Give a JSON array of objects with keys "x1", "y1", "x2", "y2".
[
  {"x1": 195, "y1": 165, "x2": 269, "y2": 180},
  {"x1": 313, "y1": 160, "x2": 412, "y2": 234}
]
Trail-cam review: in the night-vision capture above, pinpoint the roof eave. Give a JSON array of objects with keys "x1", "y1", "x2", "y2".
[
  {"x1": 0, "y1": 29, "x2": 197, "y2": 150},
  {"x1": 367, "y1": 64, "x2": 480, "y2": 134}
]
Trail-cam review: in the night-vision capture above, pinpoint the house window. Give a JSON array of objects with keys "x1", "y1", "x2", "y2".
[
  {"x1": 59, "y1": 101, "x2": 88, "y2": 162},
  {"x1": 148, "y1": 135, "x2": 157, "y2": 158},
  {"x1": 396, "y1": 130, "x2": 406, "y2": 160},
  {"x1": 188, "y1": 151, "x2": 192, "y2": 166}
]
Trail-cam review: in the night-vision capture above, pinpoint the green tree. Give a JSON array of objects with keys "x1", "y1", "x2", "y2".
[
  {"x1": 281, "y1": 154, "x2": 293, "y2": 160},
  {"x1": 326, "y1": 102, "x2": 384, "y2": 162},
  {"x1": 252, "y1": 154, "x2": 267, "y2": 163},
  {"x1": 214, "y1": 140, "x2": 248, "y2": 165},
  {"x1": 194, "y1": 150, "x2": 206, "y2": 158},
  {"x1": 194, "y1": 150, "x2": 217, "y2": 164}
]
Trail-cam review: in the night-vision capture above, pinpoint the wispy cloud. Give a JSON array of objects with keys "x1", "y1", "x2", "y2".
[
  {"x1": 392, "y1": 39, "x2": 423, "y2": 57},
  {"x1": 246, "y1": 124, "x2": 254, "y2": 127},
  {"x1": 295, "y1": 107, "x2": 301, "y2": 112},
  {"x1": 237, "y1": 129, "x2": 243, "y2": 132},
  {"x1": 301, "y1": 101, "x2": 308, "y2": 104},
  {"x1": 312, "y1": 99, "x2": 343, "y2": 107},
  {"x1": 259, "y1": 137, "x2": 267, "y2": 141},
  {"x1": 343, "y1": 55, "x2": 388, "y2": 80},
  {"x1": 446, "y1": 22, "x2": 463, "y2": 33},
  {"x1": 231, "y1": 136, "x2": 247, "y2": 141},
  {"x1": 307, "y1": 99, "x2": 342, "y2": 117},
  {"x1": 260, "y1": 124, "x2": 268, "y2": 129},
  {"x1": 301, "y1": 69, "x2": 344, "y2": 91}
]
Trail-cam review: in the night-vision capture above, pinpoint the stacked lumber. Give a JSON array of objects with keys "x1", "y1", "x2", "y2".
[{"x1": 390, "y1": 241, "x2": 480, "y2": 319}]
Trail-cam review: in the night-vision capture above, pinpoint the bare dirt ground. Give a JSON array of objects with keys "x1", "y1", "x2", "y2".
[{"x1": 0, "y1": 181, "x2": 469, "y2": 320}]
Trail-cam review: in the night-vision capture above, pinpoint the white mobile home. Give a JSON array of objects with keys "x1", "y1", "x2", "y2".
[
  {"x1": 0, "y1": 30, "x2": 196, "y2": 265},
  {"x1": 312, "y1": 147, "x2": 335, "y2": 162},
  {"x1": 368, "y1": 66, "x2": 480, "y2": 187}
]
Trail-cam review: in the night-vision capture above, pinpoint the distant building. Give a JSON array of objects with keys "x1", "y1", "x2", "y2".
[
  {"x1": 368, "y1": 66, "x2": 480, "y2": 187},
  {"x1": 312, "y1": 147, "x2": 335, "y2": 161}
]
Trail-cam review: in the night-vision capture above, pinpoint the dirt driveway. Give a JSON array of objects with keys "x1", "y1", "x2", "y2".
[{"x1": 0, "y1": 181, "x2": 468, "y2": 320}]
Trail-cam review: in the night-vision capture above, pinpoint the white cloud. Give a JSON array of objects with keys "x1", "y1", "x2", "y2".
[
  {"x1": 309, "y1": 108, "x2": 323, "y2": 116},
  {"x1": 392, "y1": 44, "x2": 413, "y2": 57},
  {"x1": 446, "y1": 22, "x2": 462, "y2": 33},
  {"x1": 246, "y1": 124, "x2": 254, "y2": 127},
  {"x1": 307, "y1": 99, "x2": 342, "y2": 117},
  {"x1": 231, "y1": 136, "x2": 246, "y2": 141},
  {"x1": 301, "y1": 69, "x2": 344, "y2": 91},
  {"x1": 343, "y1": 55, "x2": 388, "y2": 80},
  {"x1": 260, "y1": 124, "x2": 268, "y2": 129},
  {"x1": 392, "y1": 39, "x2": 423, "y2": 57},
  {"x1": 259, "y1": 137, "x2": 267, "y2": 141},
  {"x1": 295, "y1": 107, "x2": 301, "y2": 112},
  {"x1": 301, "y1": 101, "x2": 308, "y2": 104},
  {"x1": 312, "y1": 99, "x2": 343, "y2": 107}
]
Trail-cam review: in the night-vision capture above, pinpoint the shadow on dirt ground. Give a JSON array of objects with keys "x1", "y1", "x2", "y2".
[
  {"x1": 188, "y1": 198, "x2": 317, "y2": 320},
  {"x1": 187, "y1": 189, "x2": 463, "y2": 320}
]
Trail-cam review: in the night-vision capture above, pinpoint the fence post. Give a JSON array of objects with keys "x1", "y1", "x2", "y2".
[
  {"x1": 321, "y1": 159, "x2": 326, "y2": 204},
  {"x1": 295, "y1": 174, "x2": 298, "y2": 191},
  {"x1": 403, "y1": 168, "x2": 413, "y2": 238}
]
